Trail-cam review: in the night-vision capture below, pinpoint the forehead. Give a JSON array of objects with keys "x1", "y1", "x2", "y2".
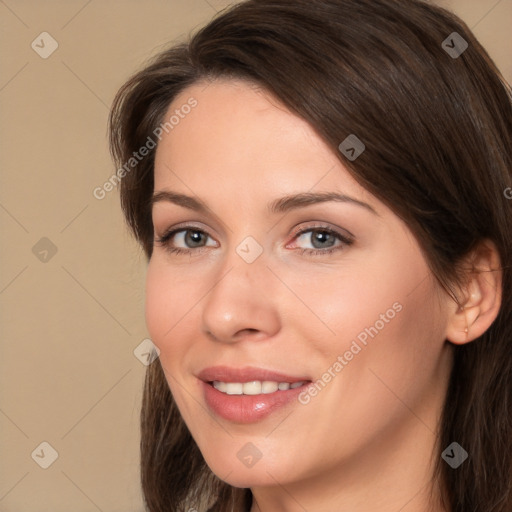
[{"x1": 152, "y1": 78, "x2": 374, "y2": 209}]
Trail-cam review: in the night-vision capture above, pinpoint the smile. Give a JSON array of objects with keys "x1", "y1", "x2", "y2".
[{"x1": 212, "y1": 380, "x2": 306, "y2": 395}]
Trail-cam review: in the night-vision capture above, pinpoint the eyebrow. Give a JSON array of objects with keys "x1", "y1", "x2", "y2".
[{"x1": 151, "y1": 190, "x2": 378, "y2": 215}]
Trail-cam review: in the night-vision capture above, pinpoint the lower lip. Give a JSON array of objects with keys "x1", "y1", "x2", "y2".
[{"x1": 202, "y1": 381, "x2": 308, "y2": 423}]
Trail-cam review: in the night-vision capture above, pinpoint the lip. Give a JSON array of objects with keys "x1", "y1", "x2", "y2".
[
  {"x1": 197, "y1": 365, "x2": 311, "y2": 384},
  {"x1": 197, "y1": 366, "x2": 312, "y2": 424}
]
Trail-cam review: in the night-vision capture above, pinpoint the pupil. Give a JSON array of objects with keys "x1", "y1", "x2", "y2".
[
  {"x1": 313, "y1": 230, "x2": 333, "y2": 248},
  {"x1": 186, "y1": 231, "x2": 204, "y2": 247}
]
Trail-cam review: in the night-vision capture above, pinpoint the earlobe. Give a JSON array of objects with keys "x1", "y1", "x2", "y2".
[{"x1": 445, "y1": 240, "x2": 502, "y2": 346}]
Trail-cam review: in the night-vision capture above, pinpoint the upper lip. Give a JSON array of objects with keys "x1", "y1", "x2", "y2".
[{"x1": 197, "y1": 366, "x2": 312, "y2": 384}]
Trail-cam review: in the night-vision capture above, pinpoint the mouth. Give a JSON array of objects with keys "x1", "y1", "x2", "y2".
[{"x1": 197, "y1": 366, "x2": 312, "y2": 423}]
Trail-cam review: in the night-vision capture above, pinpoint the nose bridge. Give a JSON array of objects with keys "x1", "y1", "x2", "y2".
[{"x1": 200, "y1": 240, "x2": 280, "y2": 342}]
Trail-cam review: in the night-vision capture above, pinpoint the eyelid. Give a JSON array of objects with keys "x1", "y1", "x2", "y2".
[
  {"x1": 155, "y1": 221, "x2": 216, "y2": 240},
  {"x1": 288, "y1": 222, "x2": 354, "y2": 242}
]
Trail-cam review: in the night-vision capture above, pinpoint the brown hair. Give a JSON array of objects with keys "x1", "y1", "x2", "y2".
[{"x1": 108, "y1": 0, "x2": 512, "y2": 510}]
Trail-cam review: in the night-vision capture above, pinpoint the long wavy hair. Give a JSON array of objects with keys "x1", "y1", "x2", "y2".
[{"x1": 108, "y1": 0, "x2": 512, "y2": 510}]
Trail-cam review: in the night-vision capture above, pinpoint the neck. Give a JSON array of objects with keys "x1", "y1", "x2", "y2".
[{"x1": 249, "y1": 423, "x2": 448, "y2": 512}]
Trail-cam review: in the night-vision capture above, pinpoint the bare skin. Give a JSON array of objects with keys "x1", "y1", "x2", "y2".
[{"x1": 145, "y1": 78, "x2": 501, "y2": 512}]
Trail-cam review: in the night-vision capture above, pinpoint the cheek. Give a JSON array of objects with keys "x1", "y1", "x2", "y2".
[
  {"x1": 331, "y1": 275, "x2": 447, "y2": 423},
  {"x1": 144, "y1": 262, "x2": 168, "y2": 346},
  {"x1": 144, "y1": 259, "x2": 188, "y2": 357},
  {"x1": 284, "y1": 261, "x2": 406, "y2": 350},
  {"x1": 298, "y1": 243, "x2": 446, "y2": 401},
  {"x1": 145, "y1": 261, "x2": 198, "y2": 410}
]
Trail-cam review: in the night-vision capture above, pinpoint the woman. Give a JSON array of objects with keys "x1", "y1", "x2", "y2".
[{"x1": 108, "y1": 0, "x2": 512, "y2": 510}]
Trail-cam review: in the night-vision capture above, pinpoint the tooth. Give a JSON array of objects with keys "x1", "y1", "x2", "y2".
[
  {"x1": 225, "y1": 382, "x2": 243, "y2": 395},
  {"x1": 243, "y1": 381, "x2": 262, "y2": 395},
  {"x1": 261, "y1": 381, "x2": 279, "y2": 393},
  {"x1": 213, "y1": 380, "x2": 305, "y2": 394},
  {"x1": 213, "y1": 381, "x2": 227, "y2": 392}
]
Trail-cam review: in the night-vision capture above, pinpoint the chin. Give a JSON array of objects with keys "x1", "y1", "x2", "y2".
[
  {"x1": 205, "y1": 452, "x2": 301, "y2": 489},
  {"x1": 215, "y1": 469, "x2": 277, "y2": 489}
]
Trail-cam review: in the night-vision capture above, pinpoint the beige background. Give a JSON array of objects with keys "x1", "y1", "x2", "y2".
[{"x1": 0, "y1": 1, "x2": 510, "y2": 510}]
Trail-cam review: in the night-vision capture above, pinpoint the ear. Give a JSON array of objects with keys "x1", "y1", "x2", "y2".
[{"x1": 445, "y1": 239, "x2": 502, "y2": 345}]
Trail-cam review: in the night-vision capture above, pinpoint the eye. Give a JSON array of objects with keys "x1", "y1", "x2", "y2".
[
  {"x1": 154, "y1": 223, "x2": 354, "y2": 257},
  {"x1": 289, "y1": 225, "x2": 354, "y2": 256},
  {"x1": 155, "y1": 227, "x2": 217, "y2": 255}
]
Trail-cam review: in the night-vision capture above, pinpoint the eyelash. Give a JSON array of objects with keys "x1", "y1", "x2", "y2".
[{"x1": 154, "y1": 224, "x2": 354, "y2": 257}]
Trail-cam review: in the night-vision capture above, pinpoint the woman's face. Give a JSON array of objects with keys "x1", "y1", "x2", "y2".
[{"x1": 146, "y1": 79, "x2": 455, "y2": 496}]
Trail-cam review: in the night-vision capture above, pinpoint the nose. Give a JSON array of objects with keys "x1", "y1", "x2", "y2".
[{"x1": 201, "y1": 252, "x2": 281, "y2": 344}]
